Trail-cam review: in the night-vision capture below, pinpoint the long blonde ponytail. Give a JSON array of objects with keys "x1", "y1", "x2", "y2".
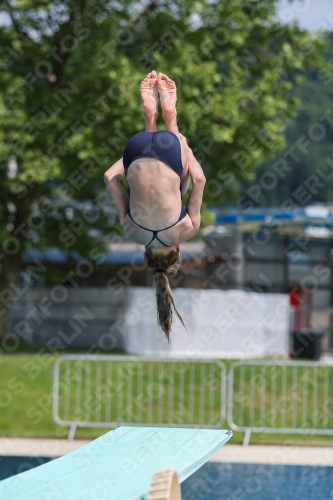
[{"x1": 144, "y1": 247, "x2": 186, "y2": 342}]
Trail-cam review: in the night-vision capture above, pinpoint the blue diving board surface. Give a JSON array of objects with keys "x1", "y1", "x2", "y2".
[{"x1": 0, "y1": 427, "x2": 232, "y2": 500}]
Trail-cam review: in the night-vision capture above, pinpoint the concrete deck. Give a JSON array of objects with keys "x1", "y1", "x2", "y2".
[
  {"x1": 0, "y1": 438, "x2": 90, "y2": 458},
  {"x1": 1, "y1": 438, "x2": 333, "y2": 466},
  {"x1": 211, "y1": 445, "x2": 333, "y2": 466}
]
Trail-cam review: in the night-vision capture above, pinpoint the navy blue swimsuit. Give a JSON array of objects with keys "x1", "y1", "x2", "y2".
[{"x1": 123, "y1": 130, "x2": 187, "y2": 247}]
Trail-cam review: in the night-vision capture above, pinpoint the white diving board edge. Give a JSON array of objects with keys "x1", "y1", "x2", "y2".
[{"x1": 0, "y1": 427, "x2": 233, "y2": 500}]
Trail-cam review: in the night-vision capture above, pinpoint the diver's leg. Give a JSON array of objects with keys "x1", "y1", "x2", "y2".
[
  {"x1": 158, "y1": 73, "x2": 189, "y2": 193},
  {"x1": 140, "y1": 71, "x2": 158, "y2": 132},
  {"x1": 157, "y1": 72, "x2": 179, "y2": 134}
]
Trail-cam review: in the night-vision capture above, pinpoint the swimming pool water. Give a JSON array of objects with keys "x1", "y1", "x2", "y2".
[
  {"x1": 182, "y1": 462, "x2": 333, "y2": 500},
  {"x1": 0, "y1": 456, "x2": 53, "y2": 482},
  {"x1": 1, "y1": 458, "x2": 333, "y2": 499}
]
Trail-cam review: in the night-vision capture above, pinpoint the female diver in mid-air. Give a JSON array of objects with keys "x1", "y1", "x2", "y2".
[{"x1": 104, "y1": 71, "x2": 206, "y2": 341}]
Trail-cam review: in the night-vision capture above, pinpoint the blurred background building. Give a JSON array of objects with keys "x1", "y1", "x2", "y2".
[{"x1": 11, "y1": 205, "x2": 333, "y2": 354}]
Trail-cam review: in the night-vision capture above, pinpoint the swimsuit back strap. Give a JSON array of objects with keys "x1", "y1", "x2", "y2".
[
  {"x1": 128, "y1": 211, "x2": 181, "y2": 233},
  {"x1": 148, "y1": 232, "x2": 171, "y2": 247},
  {"x1": 127, "y1": 211, "x2": 177, "y2": 247}
]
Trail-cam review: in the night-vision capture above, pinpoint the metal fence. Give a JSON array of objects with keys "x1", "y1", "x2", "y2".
[
  {"x1": 228, "y1": 360, "x2": 333, "y2": 445},
  {"x1": 52, "y1": 356, "x2": 333, "y2": 443},
  {"x1": 52, "y1": 355, "x2": 226, "y2": 440}
]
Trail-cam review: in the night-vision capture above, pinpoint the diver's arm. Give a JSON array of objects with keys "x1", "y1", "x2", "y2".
[
  {"x1": 185, "y1": 149, "x2": 206, "y2": 232},
  {"x1": 104, "y1": 158, "x2": 129, "y2": 225}
]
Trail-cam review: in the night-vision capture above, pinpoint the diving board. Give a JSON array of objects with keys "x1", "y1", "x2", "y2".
[{"x1": 0, "y1": 427, "x2": 232, "y2": 500}]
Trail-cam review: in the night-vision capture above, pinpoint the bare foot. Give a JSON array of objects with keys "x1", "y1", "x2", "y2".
[
  {"x1": 157, "y1": 73, "x2": 177, "y2": 123},
  {"x1": 140, "y1": 71, "x2": 158, "y2": 122}
]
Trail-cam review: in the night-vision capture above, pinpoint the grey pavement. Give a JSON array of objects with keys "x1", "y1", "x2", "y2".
[{"x1": 1, "y1": 438, "x2": 333, "y2": 466}]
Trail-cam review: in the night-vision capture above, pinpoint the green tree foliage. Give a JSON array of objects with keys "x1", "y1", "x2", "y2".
[
  {"x1": 240, "y1": 32, "x2": 333, "y2": 208},
  {"x1": 0, "y1": 0, "x2": 327, "y2": 336}
]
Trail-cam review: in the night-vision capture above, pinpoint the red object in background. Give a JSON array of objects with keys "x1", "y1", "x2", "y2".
[
  {"x1": 290, "y1": 288, "x2": 302, "y2": 307},
  {"x1": 289, "y1": 288, "x2": 310, "y2": 330}
]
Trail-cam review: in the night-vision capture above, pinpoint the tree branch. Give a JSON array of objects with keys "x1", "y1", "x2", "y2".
[
  {"x1": 5, "y1": 0, "x2": 35, "y2": 44},
  {"x1": 80, "y1": 0, "x2": 87, "y2": 16},
  {"x1": 4, "y1": 0, "x2": 23, "y2": 36}
]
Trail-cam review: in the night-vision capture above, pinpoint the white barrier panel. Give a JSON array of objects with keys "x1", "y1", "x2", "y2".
[
  {"x1": 53, "y1": 355, "x2": 226, "y2": 439},
  {"x1": 123, "y1": 288, "x2": 290, "y2": 358},
  {"x1": 228, "y1": 361, "x2": 333, "y2": 436}
]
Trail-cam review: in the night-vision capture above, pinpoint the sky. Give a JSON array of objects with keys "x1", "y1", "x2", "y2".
[
  {"x1": 277, "y1": 0, "x2": 333, "y2": 31},
  {"x1": 0, "y1": 1, "x2": 332, "y2": 32}
]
